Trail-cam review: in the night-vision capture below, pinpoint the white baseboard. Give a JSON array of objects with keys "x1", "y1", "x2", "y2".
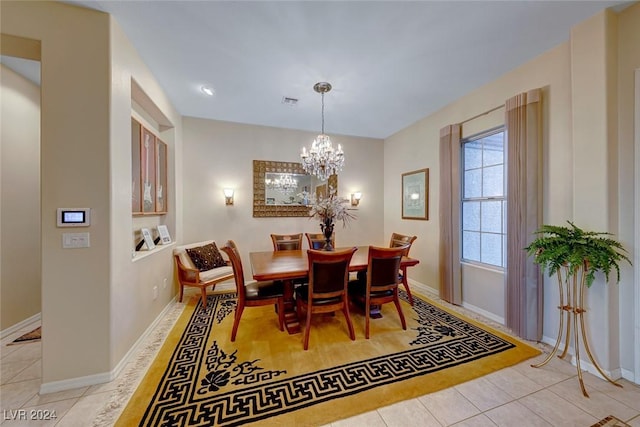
[
  {"x1": 621, "y1": 367, "x2": 639, "y2": 384},
  {"x1": 40, "y1": 296, "x2": 178, "y2": 395},
  {"x1": 408, "y1": 280, "x2": 438, "y2": 298},
  {"x1": 1, "y1": 313, "x2": 41, "y2": 340},
  {"x1": 538, "y1": 335, "x2": 640, "y2": 384},
  {"x1": 461, "y1": 302, "x2": 505, "y2": 325}
]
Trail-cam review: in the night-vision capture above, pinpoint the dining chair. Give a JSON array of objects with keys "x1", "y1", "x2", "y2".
[
  {"x1": 221, "y1": 241, "x2": 285, "y2": 342},
  {"x1": 349, "y1": 245, "x2": 408, "y2": 339},
  {"x1": 270, "y1": 233, "x2": 303, "y2": 251},
  {"x1": 389, "y1": 233, "x2": 418, "y2": 305},
  {"x1": 295, "y1": 247, "x2": 358, "y2": 350},
  {"x1": 305, "y1": 232, "x2": 335, "y2": 250}
]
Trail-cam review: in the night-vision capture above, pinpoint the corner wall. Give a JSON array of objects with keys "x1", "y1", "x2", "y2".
[{"x1": 0, "y1": 64, "x2": 41, "y2": 331}]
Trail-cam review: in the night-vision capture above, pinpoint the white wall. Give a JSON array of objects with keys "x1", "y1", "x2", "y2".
[
  {"x1": 0, "y1": 64, "x2": 41, "y2": 330},
  {"x1": 181, "y1": 117, "x2": 385, "y2": 272}
]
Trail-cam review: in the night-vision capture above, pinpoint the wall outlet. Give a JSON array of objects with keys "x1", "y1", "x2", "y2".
[
  {"x1": 162, "y1": 278, "x2": 167, "y2": 289},
  {"x1": 152, "y1": 285, "x2": 158, "y2": 300}
]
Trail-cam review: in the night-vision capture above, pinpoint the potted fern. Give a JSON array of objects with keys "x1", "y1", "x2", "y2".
[
  {"x1": 525, "y1": 221, "x2": 631, "y2": 397},
  {"x1": 525, "y1": 221, "x2": 630, "y2": 286}
]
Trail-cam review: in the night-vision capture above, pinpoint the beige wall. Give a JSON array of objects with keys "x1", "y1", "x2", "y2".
[
  {"x1": 384, "y1": 40, "x2": 574, "y2": 309},
  {"x1": 383, "y1": 4, "x2": 639, "y2": 379},
  {"x1": 182, "y1": 117, "x2": 385, "y2": 271},
  {"x1": 1, "y1": 1, "x2": 182, "y2": 391},
  {"x1": 616, "y1": 1, "x2": 640, "y2": 377},
  {"x1": 109, "y1": 18, "x2": 182, "y2": 376},
  {"x1": 0, "y1": 64, "x2": 41, "y2": 330}
]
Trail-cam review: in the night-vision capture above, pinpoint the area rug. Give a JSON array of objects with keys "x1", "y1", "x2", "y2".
[
  {"x1": 591, "y1": 415, "x2": 631, "y2": 427},
  {"x1": 116, "y1": 291, "x2": 540, "y2": 426},
  {"x1": 7, "y1": 326, "x2": 41, "y2": 345}
]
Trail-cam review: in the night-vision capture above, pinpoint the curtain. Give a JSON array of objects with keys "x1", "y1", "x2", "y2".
[
  {"x1": 505, "y1": 89, "x2": 543, "y2": 341},
  {"x1": 439, "y1": 124, "x2": 462, "y2": 305}
]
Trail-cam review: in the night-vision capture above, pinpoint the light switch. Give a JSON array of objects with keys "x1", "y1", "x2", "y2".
[{"x1": 62, "y1": 232, "x2": 90, "y2": 248}]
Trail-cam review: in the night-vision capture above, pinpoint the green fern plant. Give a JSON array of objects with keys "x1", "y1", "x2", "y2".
[{"x1": 525, "y1": 221, "x2": 631, "y2": 287}]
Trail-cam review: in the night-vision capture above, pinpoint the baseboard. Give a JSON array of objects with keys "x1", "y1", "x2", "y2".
[
  {"x1": 40, "y1": 296, "x2": 178, "y2": 395},
  {"x1": 538, "y1": 336, "x2": 634, "y2": 383},
  {"x1": 408, "y1": 280, "x2": 438, "y2": 298},
  {"x1": 1, "y1": 312, "x2": 41, "y2": 340},
  {"x1": 620, "y1": 367, "x2": 640, "y2": 384},
  {"x1": 461, "y1": 302, "x2": 505, "y2": 325}
]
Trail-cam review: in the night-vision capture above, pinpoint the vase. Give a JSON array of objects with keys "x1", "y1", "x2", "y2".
[{"x1": 320, "y1": 220, "x2": 334, "y2": 251}]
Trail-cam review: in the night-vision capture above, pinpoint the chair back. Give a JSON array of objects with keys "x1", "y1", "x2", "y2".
[
  {"x1": 367, "y1": 246, "x2": 406, "y2": 292},
  {"x1": 389, "y1": 233, "x2": 417, "y2": 256},
  {"x1": 221, "y1": 241, "x2": 246, "y2": 302},
  {"x1": 307, "y1": 247, "x2": 357, "y2": 297},
  {"x1": 270, "y1": 233, "x2": 303, "y2": 251},
  {"x1": 305, "y1": 232, "x2": 334, "y2": 250}
]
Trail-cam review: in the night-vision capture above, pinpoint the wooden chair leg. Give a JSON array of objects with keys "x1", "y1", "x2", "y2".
[
  {"x1": 393, "y1": 293, "x2": 407, "y2": 330},
  {"x1": 201, "y1": 287, "x2": 208, "y2": 308},
  {"x1": 179, "y1": 284, "x2": 184, "y2": 303},
  {"x1": 230, "y1": 304, "x2": 244, "y2": 342},
  {"x1": 365, "y1": 298, "x2": 371, "y2": 339},
  {"x1": 303, "y1": 305, "x2": 312, "y2": 350},
  {"x1": 400, "y1": 267, "x2": 414, "y2": 306},
  {"x1": 342, "y1": 299, "x2": 355, "y2": 341}
]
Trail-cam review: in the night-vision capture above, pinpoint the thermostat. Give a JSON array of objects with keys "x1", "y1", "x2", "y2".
[{"x1": 57, "y1": 208, "x2": 91, "y2": 227}]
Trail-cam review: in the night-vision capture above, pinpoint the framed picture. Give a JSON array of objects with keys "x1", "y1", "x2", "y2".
[
  {"x1": 141, "y1": 227, "x2": 156, "y2": 250},
  {"x1": 402, "y1": 168, "x2": 429, "y2": 220},
  {"x1": 156, "y1": 225, "x2": 172, "y2": 244}
]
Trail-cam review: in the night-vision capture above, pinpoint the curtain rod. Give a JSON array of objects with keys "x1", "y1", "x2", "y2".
[{"x1": 460, "y1": 104, "x2": 504, "y2": 125}]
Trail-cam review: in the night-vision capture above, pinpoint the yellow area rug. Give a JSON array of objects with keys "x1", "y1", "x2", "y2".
[{"x1": 116, "y1": 291, "x2": 540, "y2": 426}]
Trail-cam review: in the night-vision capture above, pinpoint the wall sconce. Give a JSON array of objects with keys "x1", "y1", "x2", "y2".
[
  {"x1": 351, "y1": 192, "x2": 362, "y2": 207},
  {"x1": 223, "y1": 188, "x2": 234, "y2": 205}
]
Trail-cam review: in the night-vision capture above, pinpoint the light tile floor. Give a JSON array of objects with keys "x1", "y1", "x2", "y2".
[{"x1": 2, "y1": 295, "x2": 639, "y2": 427}]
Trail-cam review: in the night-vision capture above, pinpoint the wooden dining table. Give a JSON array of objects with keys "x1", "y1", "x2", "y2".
[{"x1": 249, "y1": 246, "x2": 420, "y2": 334}]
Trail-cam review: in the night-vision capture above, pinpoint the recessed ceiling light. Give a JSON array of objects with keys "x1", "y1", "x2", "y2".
[{"x1": 201, "y1": 86, "x2": 214, "y2": 96}]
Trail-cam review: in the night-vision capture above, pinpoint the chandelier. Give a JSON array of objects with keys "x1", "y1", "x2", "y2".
[
  {"x1": 301, "y1": 82, "x2": 344, "y2": 181},
  {"x1": 265, "y1": 173, "x2": 298, "y2": 194}
]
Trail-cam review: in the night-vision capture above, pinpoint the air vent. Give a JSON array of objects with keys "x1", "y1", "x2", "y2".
[{"x1": 282, "y1": 96, "x2": 298, "y2": 106}]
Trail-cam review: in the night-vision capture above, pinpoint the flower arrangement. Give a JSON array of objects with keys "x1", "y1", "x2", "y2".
[
  {"x1": 308, "y1": 187, "x2": 355, "y2": 250},
  {"x1": 308, "y1": 187, "x2": 355, "y2": 227}
]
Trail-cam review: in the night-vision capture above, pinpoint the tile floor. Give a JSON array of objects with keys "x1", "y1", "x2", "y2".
[{"x1": 2, "y1": 295, "x2": 640, "y2": 427}]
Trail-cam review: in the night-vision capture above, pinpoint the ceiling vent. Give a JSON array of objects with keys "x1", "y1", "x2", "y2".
[{"x1": 281, "y1": 96, "x2": 298, "y2": 106}]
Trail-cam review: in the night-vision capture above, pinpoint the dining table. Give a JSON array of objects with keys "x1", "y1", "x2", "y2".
[{"x1": 249, "y1": 246, "x2": 420, "y2": 334}]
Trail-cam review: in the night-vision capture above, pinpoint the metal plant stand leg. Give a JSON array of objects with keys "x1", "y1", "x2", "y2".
[{"x1": 531, "y1": 264, "x2": 622, "y2": 397}]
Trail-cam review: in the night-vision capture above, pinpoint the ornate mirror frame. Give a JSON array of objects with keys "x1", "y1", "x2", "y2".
[{"x1": 253, "y1": 160, "x2": 337, "y2": 217}]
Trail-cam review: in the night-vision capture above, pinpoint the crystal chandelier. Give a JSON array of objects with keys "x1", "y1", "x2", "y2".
[
  {"x1": 265, "y1": 173, "x2": 298, "y2": 194},
  {"x1": 301, "y1": 82, "x2": 344, "y2": 181}
]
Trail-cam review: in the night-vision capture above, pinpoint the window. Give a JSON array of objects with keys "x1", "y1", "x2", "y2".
[{"x1": 461, "y1": 128, "x2": 506, "y2": 268}]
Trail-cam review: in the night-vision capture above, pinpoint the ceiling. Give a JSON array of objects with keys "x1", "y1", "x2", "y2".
[{"x1": 7, "y1": 1, "x2": 633, "y2": 139}]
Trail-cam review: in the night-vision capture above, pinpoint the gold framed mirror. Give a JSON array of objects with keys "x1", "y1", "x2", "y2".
[{"x1": 253, "y1": 160, "x2": 337, "y2": 217}]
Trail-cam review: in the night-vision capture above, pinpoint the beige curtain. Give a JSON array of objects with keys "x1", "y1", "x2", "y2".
[
  {"x1": 505, "y1": 89, "x2": 543, "y2": 341},
  {"x1": 439, "y1": 124, "x2": 462, "y2": 305}
]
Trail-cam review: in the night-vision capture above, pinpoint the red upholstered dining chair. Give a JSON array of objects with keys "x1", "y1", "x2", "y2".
[
  {"x1": 221, "y1": 241, "x2": 284, "y2": 342},
  {"x1": 349, "y1": 245, "x2": 408, "y2": 339},
  {"x1": 295, "y1": 247, "x2": 358, "y2": 350},
  {"x1": 389, "y1": 233, "x2": 418, "y2": 305}
]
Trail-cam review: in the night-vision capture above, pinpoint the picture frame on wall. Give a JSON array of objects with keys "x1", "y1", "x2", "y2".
[
  {"x1": 141, "y1": 227, "x2": 156, "y2": 250},
  {"x1": 157, "y1": 225, "x2": 172, "y2": 244},
  {"x1": 402, "y1": 168, "x2": 429, "y2": 220}
]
